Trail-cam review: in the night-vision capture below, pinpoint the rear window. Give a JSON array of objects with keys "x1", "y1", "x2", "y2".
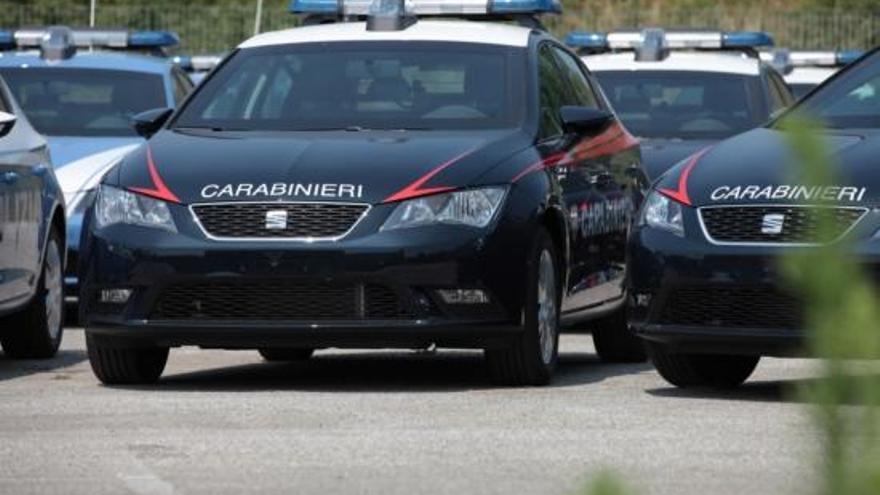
[
  {"x1": 0, "y1": 68, "x2": 166, "y2": 137},
  {"x1": 594, "y1": 70, "x2": 766, "y2": 139},
  {"x1": 174, "y1": 42, "x2": 526, "y2": 131}
]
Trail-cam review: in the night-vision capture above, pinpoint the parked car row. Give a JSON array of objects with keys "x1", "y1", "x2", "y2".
[{"x1": 0, "y1": 0, "x2": 873, "y2": 389}]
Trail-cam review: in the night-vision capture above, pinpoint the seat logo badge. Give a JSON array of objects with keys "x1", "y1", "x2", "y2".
[
  {"x1": 761, "y1": 213, "x2": 785, "y2": 235},
  {"x1": 265, "y1": 210, "x2": 288, "y2": 230}
]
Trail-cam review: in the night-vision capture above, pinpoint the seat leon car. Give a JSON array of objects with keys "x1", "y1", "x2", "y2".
[
  {"x1": 628, "y1": 48, "x2": 880, "y2": 389},
  {"x1": 78, "y1": 0, "x2": 648, "y2": 386}
]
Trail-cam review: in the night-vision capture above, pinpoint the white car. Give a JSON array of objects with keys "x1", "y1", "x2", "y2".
[
  {"x1": 762, "y1": 50, "x2": 864, "y2": 99},
  {"x1": 568, "y1": 29, "x2": 795, "y2": 179}
]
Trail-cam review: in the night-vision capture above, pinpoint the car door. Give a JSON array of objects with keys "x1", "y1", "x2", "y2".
[
  {"x1": 0, "y1": 80, "x2": 45, "y2": 310},
  {"x1": 539, "y1": 43, "x2": 642, "y2": 318}
]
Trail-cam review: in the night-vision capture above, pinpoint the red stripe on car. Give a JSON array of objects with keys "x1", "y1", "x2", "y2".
[{"x1": 129, "y1": 146, "x2": 181, "y2": 204}]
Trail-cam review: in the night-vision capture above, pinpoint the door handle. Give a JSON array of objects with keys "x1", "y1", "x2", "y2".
[{"x1": 2, "y1": 171, "x2": 19, "y2": 184}]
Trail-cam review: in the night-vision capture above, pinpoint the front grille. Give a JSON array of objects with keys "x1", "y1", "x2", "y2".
[
  {"x1": 192, "y1": 203, "x2": 369, "y2": 239},
  {"x1": 151, "y1": 280, "x2": 411, "y2": 320},
  {"x1": 660, "y1": 286, "x2": 803, "y2": 329},
  {"x1": 700, "y1": 206, "x2": 865, "y2": 244}
]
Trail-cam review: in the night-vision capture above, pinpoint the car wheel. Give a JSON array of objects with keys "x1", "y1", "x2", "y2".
[
  {"x1": 647, "y1": 343, "x2": 759, "y2": 389},
  {"x1": 485, "y1": 229, "x2": 559, "y2": 386},
  {"x1": 86, "y1": 333, "x2": 169, "y2": 385},
  {"x1": 592, "y1": 307, "x2": 647, "y2": 363},
  {"x1": 258, "y1": 348, "x2": 315, "y2": 362},
  {"x1": 1, "y1": 229, "x2": 64, "y2": 359}
]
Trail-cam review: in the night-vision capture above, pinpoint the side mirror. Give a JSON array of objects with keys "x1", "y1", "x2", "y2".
[
  {"x1": 132, "y1": 108, "x2": 174, "y2": 138},
  {"x1": 0, "y1": 111, "x2": 17, "y2": 138},
  {"x1": 559, "y1": 106, "x2": 614, "y2": 135}
]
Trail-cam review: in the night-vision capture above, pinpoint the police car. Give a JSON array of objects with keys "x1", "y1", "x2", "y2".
[
  {"x1": 628, "y1": 46, "x2": 880, "y2": 389},
  {"x1": 0, "y1": 27, "x2": 195, "y2": 300},
  {"x1": 79, "y1": 0, "x2": 649, "y2": 385},
  {"x1": 763, "y1": 50, "x2": 864, "y2": 99},
  {"x1": 0, "y1": 74, "x2": 66, "y2": 358},
  {"x1": 171, "y1": 54, "x2": 224, "y2": 85},
  {"x1": 567, "y1": 29, "x2": 795, "y2": 180}
]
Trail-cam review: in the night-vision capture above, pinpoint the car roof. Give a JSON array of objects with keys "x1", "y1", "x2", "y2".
[
  {"x1": 583, "y1": 51, "x2": 762, "y2": 76},
  {"x1": 784, "y1": 66, "x2": 836, "y2": 85},
  {"x1": 239, "y1": 20, "x2": 533, "y2": 49},
  {"x1": 0, "y1": 50, "x2": 173, "y2": 75}
]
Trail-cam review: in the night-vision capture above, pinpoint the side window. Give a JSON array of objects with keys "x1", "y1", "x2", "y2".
[
  {"x1": 551, "y1": 46, "x2": 600, "y2": 108},
  {"x1": 0, "y1": 85, "x2": 9, "y2": 113},
  {"x1": 537, "y1": 44, "x2": 568, "y2": 140}
]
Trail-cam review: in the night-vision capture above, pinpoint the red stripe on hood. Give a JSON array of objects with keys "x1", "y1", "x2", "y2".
[
  {"x1": 383, "y1": 148, "x2": 478, "y2": 203},
  {"x1": 658, "y1": 147, "x2": 712, "y2": 206},
  {"x1": 129, "y1": 146, "x2": 181, "y2": 204}
]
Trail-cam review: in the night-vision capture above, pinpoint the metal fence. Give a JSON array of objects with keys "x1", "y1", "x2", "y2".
[{"x1": 0, "y1": 2, "x2": 877, "y2": 54}]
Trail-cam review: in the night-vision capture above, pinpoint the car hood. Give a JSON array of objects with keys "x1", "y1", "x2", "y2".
[
  {"x1": 48, "y1": 136, "x2": 143, "y2": 167},
  {"x1": 656, "y1": 127, "x2": 876, "y2": 207},
  {"x1": 54, "y1": 142, "x2": 142, "y2": 212},
  {"x1": 111, "y1": 129, "x2": 529, "y2": 206},
  {"x1": 640, "y1": 138, "x2": 717, "y2": 182}
]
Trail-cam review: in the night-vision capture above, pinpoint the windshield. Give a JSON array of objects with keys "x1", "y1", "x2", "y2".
[
  {"x1": 790, "y1": 83, "x2": 817, "y2": 100},
  {"x1": 174, "y1": 42, "x2": 525, "y2": 131},
  {"x1": 800, "y1": 52, "x2": 880, "y2": 128},
  {"x1": 0, "y1": 68, "x2": 166, "y2": 137},
  {"x1": 594, "y1": 71, "x2": 766, "y2": 140}
]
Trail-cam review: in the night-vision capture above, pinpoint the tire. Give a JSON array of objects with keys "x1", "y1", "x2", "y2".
[
  {"x1": 0, "y1": 229, "x2": 64, "y2": 359},
  {"x1": 258, "y1": 348, "x2": 315, "y2": 362},
  {"x1": 86, "y1": 333, "x2": 169, "y2": 385},
  {"x1": 647, "y1": 343, "x2": 759, "y2": 389},
  {"x1": 592, "y1": 307, "x2": 647, "y2": 363},
  {"x1": 485, "y1": 228, "x2": 560, "y2": 386}
]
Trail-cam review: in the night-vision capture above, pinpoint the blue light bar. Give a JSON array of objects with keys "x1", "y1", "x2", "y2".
[
  {"x1": 565, "y1": 31, "x2": 607, "y2": 49},
  {"x1": 128, "y1": 31, "x2": 180, "y2": 48},
  {"x1": 836, "y1": 50, "x2": 863, "y2": 65},
  {"x1": 171, "y1": 55, "x2": 193, "y2": 70},
  {"x1": 0, "y1": 30, "x2": 13, "y2": 50},
  {"x1": 290, "y1": 0, "x2": 562, "y2": 15},
  {"x1": 488, "y1": 0, "x2": 562, "y2": 14},
  {"x1": 722, "y1": 31, "x2": 774, "y2": 49},
  {"x1": 289, "y1": 0, "x2": 339, "y2": 14}
]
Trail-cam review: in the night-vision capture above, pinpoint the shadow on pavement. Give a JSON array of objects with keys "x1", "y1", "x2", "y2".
[
  {"x1": 0, "y1": 349, "x2": 88, "y2": 382},
  {"x1": 643, "y1": 376, "x2": 873, "y2": 404},
  {"x1": 126, "y1": 349, "x2": 653, "y2": 393}
]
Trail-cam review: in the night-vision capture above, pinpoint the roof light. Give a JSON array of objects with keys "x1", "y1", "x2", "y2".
[
  {"x1": 785, "y1": 50, "x2": 864, "y2": 67},
  {"x1": 488, "y1": 0, "x2": 561, "y2": 14},
  {"x1": 571, "y1": 29, "x2": 774, "y2": 54},
  {"x1": 721, "y1": 31, "x2": 774, "y2": 49},
  {"x1": 0, "y1": 30, "x2": 14, "y2": 50},
  {"x1": 635, "y1": 28, "x2": 667, "y2": 61},
  {"x1": 565, "y1": 31, "x2": 607, "y2": 50},
  {"x1": 836, "y1": 50, "x2": 863, "y2": 65},
  {"x1": 289, "y1": 0, "x2": 561, "y2": 16},
  {"x1": 12, "y1": 27, "x2": 178, "y2": 50},
  {"x1": 128, "y1": 31, "x2": 180, "y2": 48},
  {"x1": 40, "y1": 26, "x2": 77, "y2": 61}
]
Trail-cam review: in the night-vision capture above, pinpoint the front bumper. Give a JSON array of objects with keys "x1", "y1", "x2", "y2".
[
  {"x1": 626, "y1": 219, "x2": 880, "y2": 357},
  {"x1": 80, "y1": 200, "x2": 534, "y2": 349}
]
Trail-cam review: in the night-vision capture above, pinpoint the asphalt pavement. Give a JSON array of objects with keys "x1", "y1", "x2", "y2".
[{"x1": 0, "y1": 330, "x2": 821, "y2": 495}]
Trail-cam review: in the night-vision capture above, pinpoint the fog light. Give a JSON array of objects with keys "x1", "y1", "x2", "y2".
[
  {"x1": 437, "y1": 289, "x2": 490, "y2": 305},
  {"x1": 99, "y1": 289, "x2": 132, "y2": 304}
]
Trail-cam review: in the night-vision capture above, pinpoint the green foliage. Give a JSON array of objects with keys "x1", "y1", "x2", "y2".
[
  {"x1": 576, "y1": 471, "x2": 635, "y2": 495},
  {"x1": 779, "y1": 116, "x2": 880, "y2": 495}
]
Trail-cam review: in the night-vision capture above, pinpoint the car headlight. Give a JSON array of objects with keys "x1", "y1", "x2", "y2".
[
  {"x1": 381, "y1": 187, "x2": 507, "y2": 231},
  {"x1": 95, "y1": 185, "x2": 177, "y2": 233},
  {"x1": 642, "y1": 190, "x2": 684, "y2": 237}
]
